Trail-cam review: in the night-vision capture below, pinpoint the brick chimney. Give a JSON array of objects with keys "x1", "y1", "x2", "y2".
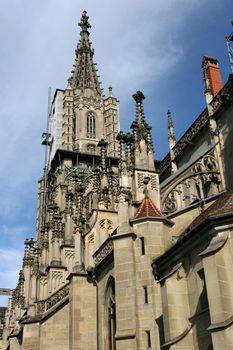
[{"x1": 202, "y1": 56, "x2": 223, "y2": 105}]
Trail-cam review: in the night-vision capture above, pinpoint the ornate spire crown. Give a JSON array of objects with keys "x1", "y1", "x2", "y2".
[
  {"x1": 78, "y1": 10, "x2": 91, "y2": 34},
  {"x1": 68, "y1": 11, "x2": 102, "y2": 96}
]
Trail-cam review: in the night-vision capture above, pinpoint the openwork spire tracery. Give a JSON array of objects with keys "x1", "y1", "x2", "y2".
[{"x1": 69, "y1": 11, "x2": 102, "y2": 96}]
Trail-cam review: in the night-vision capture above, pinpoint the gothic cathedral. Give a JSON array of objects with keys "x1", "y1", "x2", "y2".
[{"x1": 2, "y1": 11, "x2": 233, "y2": 350}]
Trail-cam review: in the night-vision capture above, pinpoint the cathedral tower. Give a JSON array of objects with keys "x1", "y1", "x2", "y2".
[{"x1": 61, "y1": 11, "x2": 119, "y2": 156}]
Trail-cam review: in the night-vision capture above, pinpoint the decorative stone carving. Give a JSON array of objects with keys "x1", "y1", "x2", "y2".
[
  {"x1": 88, "y1": 233, "x2": 95, "y2": 244},
  {"x1": 99, "y1": 219, "x2": 114, "y2": 235},
  {"x1": 151, "y1": 175, "x2": 157, "y2": 190},
  {"x1": 45, "y1": 283, "x2": 70, "y2": 311},
  {"x1": 94, "y1": 239, "x2": 113, "y2": 266},
  {"x1": 162, "y1": 153, "x2": 221, "y2": 213},
  {"x1": 36, "y1": 283, "x2": 70, "y2": 315},
  {"x1": 137, "y1": 173, "x2": 144, "y2": 189}
]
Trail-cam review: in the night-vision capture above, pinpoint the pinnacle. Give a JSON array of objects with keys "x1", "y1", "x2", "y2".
[
  {"x1": 132, "y1": 90, "x2": 145, "y2": 103},
  {"x1": 78, "y1": 10, "x2": 91, "y2": 34},
  {"x1": 132, "y1": 90, "x2": 146, "y2": 125}
]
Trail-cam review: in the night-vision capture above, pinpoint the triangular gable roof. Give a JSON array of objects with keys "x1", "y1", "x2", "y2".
[{"x1": 134, "y1": 197, "x2": 163, "y2": 220}]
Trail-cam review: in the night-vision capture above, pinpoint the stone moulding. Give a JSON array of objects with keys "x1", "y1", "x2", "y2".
[
  {"x1": 114, "y1": 328, "x2": 136, "y2": 340},
  {"x1": 161, "y1": 321, "x2": 192, "y2": 348},
  {"x1": 156, "y1": 262, "x2": 183, "y2": 283},
  {"x1": 207, "y1": 314, "x2": 233, "y2": 331},
  {"x1": 198, "y1": 231, "x2": 228, "y2": 256}
]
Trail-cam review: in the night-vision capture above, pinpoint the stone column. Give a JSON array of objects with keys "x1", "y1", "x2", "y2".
[
  {"x1": 161, "y1": 265, "x2": 191, "y2": 347},
  {"x1": 22, "y1": 322, "x2": 40, "y2": 350},
  {"x1": 113, "y1": 230, "x2": 137, "y2": 349},
  {"x1": 65, "y1": 212, "x2": 73, "y2": 244},
  {"x1": 74, "y1": 232, "x2": 82, "y2": 270},
  {"x1": 23, "y1": 239, "x2": 32, "y2": 307},
  {"x1": 68, "y1": 273, "x2": 97, "y2": 350},
  {"x1": 73, "y1": 221, "x2": 85, "y2": 272},
  {"x1": 202, "y1": 233, "x2": 233, "y2": 349}
]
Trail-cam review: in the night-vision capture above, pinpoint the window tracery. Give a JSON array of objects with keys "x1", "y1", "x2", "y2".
[
  {"x1": 87, "y1": 112, "x2": 96, "y2": 138},
  {"x1": 162, "y1": 153, "x2": 221, "y2": 213}
]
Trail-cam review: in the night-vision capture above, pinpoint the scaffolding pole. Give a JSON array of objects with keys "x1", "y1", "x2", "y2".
[
  {"x1": 225, "y1": 21, "x2": 233, "y2": 73},
  {"x1": 41, "y1": 87, "x2": 52, "y2": 229}
]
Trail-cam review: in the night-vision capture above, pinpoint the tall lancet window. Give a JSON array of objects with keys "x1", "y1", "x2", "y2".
[
  {"x1": 105, "y1": 276, "x2": 116, "y2": 350},
  {"x1": 87, "y1": 112, "x2": 96, "y2": 138}
]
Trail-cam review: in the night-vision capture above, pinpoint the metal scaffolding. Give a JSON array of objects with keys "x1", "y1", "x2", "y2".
[{"x1": 226, "y1": 21, "x2": 233, "y2": 73}]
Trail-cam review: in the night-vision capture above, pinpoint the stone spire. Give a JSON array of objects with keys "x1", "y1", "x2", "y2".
[
  {"x1": 167, "y1": 110, "x2": 176, "y2": 151},
  {"x1": 167, "y1": 110, "x2": 177, "y2": 173},
  {"x1": 69, "y1": 10, "x2": 102, "y2": 97}
]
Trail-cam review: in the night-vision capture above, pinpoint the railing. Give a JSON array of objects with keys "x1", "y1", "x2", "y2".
[{"x1": 36, "y1": 283, "x2": 69, "y2": 314}]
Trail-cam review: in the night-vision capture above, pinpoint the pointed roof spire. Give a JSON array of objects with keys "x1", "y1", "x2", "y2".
[{"x1": 68, "y1": 11, "x2": 102, "y2": 97}]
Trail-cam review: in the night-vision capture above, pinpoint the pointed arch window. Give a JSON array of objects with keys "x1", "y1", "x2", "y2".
[
  {"x1": 87, "y1": 112, "x2": 96, "y2": 138},
  {"x1": 105, "y1": 276, "x2": 116, "y2": 350}
]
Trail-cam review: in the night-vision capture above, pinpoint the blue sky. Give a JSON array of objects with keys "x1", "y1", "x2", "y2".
[{"x1": 0, "y1": 0, "x2": 232, "y2": 304}]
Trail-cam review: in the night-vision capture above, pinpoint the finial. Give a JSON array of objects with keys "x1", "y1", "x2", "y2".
[
  {"x1": 132, "y1": 91, "x2": 145, "y2": 125},
  {"x1": 143, "y1": 176, "x2": 150, "y2": 198},
  {"x1": 133, "y1": 91, "x2": 145, "y2": 103},
  {"x1": 108, "y1": 86, "x2": 113, "y2": 96},
  {"x1": 79, "y1": 10, "x2": 91, "y2": 34}
]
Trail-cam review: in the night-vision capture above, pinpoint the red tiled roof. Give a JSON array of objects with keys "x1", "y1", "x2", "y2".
[
  {"x1": 134, "y1": 197, "x2": 163, "y2": 220},
  {"x1": 180, "y1": 189, "x2": 233, "y2": 240},
  {"x1": 190, "y1": 190, "x2": 233, "y2": 230}
]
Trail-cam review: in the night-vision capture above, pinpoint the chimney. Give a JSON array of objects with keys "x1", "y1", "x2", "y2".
[{"x1": 202, "y1": 56, "x2": 223, "y2": 105}]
